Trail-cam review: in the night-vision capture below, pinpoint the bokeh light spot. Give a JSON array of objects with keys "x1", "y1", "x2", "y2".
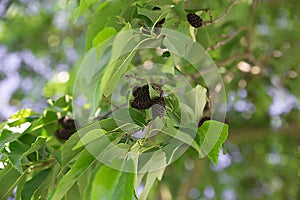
[
  {"x1": 57, "y1": 71, "x2": 69, "y2": 83},
  {"x1": 250, "y1": 66, "x2": 261, "y2": 75},
  {"x1": 237, "y1": 61, "x2": 251, "y2": 73},
  {"x1": 48, "y1": 35, "x2": 60, "y2": 47}
]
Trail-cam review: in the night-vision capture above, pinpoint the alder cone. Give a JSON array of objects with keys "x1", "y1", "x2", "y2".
[
  {"x1": 55, "y1": 129, "x2": 75, "y2": 140},
  {"x1": 56, "y1": 116, "x2": 76, "y2": 140},
  {"x1": 187, "y1": 13, "x2": 203, "y2": 28},
  {"x1": 151, "y1": 97, "x2": 166, "y2": 119},
  {"x1": 58, "y1": 116, "x2": 76, "y2": 130},
  {"x1": 131, "y1": 85, "x2": 152, "y2": 110},
  {"x1": 132, "y1": 85, "x2": 150, "y2": 98},
  {"x1": 131, "y1": 98, "x2": 153, "y2": 110}
]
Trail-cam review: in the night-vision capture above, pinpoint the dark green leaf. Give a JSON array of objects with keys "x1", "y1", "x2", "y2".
[
  {"x1": 85, "y1": 1, "x2": 122, "y2": 50},
  {"x1": 21, "y1": 168, "x2": 51, "y2": 200},
  {"x1": 113, "y1": 108, "x2": 147, "y2": 127},
  {"x1": 33, "y1": 165, "x2": 60, "y2": 199},
  {"x1": 196, "y1": 26, "x2": 210, "y2": 49},
  {"x1": 98, "y1": 118, "x2": 119, "y2": 131},
  {"x1": 66, "y1": 182, "x2": 82, "y2": 200},
  {"x1": 137, "y1": 7, "x2": 164, "y2": 24},
  {"x1": 23, "y1": 136, "x2": 47, "y2": 155},
  {"x1": 0, "y1": 164, "x2": 25, "y2": 200},
  {"x1": 61, "y1": 133, "x2": 84, "y2": 167},
  {"x1": 51, "y1": 150, "x2": 95, "y2": 200}
]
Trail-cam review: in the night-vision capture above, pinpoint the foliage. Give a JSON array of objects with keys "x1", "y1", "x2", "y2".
[{"x1": 0, "y1": 0, "x2": 299, "y2": 199}]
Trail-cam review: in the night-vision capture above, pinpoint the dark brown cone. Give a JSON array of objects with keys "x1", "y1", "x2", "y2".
[
  {"x1": 131, "y1": 98, "x2": 153, "y2": 110},
  {"x1": 58, "y1": 116, "x2": 76, "y2": 130},
  {"x1": 131, "y1": 84, "x2": 152, "y2": 110},
  {"x1": 132, "y1": 85, "x2": 150, "y2": 98},
  {"x1": 55, "y1": 129, "x2": 75, "y2": 140},
  {"x1": 187, "y1": 13, "x2": 203, "y2": 28}
]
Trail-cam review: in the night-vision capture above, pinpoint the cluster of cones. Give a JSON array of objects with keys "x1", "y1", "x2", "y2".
[{"x1": 131, "y1": 84, "x2": 166, "y2": 119}]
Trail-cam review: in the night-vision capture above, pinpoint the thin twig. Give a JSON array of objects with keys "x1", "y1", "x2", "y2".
[
  {"x1": 207, "y1": 27, "x2": 247, "y2": 51},
  {"x1": 95, "y1": 103, "x2": 127, "y2": 120},
  {"x1": 125, "y1": 74, "x2": 148, "y2": 82},
  {"x1": 205, "y1": 1, "x2": 243, "y2": 26},
  {"x1": 215, "y1": 52, "x2": 255, "y2": 66}
]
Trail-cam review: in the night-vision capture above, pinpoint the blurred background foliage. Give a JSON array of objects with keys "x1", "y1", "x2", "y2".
[{"x1": 0, "y1": 0, "x2": 299, "y2": 199}]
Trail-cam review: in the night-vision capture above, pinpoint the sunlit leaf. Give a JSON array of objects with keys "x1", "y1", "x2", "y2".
[
  {"x1": 91, "y1": 164, "x2": 135, "y2": 200},
  {"x1": 139, "y1": 168, "x2": 165, "y2": 200},
  {"x1": 93, "y1": 27, "x2": 117, "y2": 47},
  {"x1": 198, "y1": 120, "x2": 228, "y2": 164},
  {"x1": 185, "y1": 84, "x2": 207, "y2": 123}
]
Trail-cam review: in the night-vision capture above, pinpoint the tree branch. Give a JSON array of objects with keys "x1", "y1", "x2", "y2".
[
  {"x1": 95, "y1": 103, "x2": 127, "y2": 120},
  {"x1": 207, "y1": 27, "x2": 247, "y2": 51},
  {"x1": 215, "y1": 52, "x2": 255, "y2": 66},
  {"x1": 245, "y1": 0, "x2": 259, "y2": 54},
  {"x1": 205, "y1": 1, "x2": 243, "y2": 26}
]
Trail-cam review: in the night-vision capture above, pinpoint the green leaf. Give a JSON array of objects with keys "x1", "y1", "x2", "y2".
[
  {"x1": 51, "y1": 149, "x2": 95, "y2": 200},
  {"x1": 2, "y1": 136, "x2": 46, "y2": 173},
  {"x1": 21, "y1": 168, "x2": 51, "y2": 200},
  {"x1": 15, "y1": 173, "x2": 27, "y2": 200},
  {"x1": 162, "y1": 29, "x2": 207, "y2": 68},
  {"x1": 139, "y1": 168, "x2": 165, "y2": 200},
  {"x1": 185, "y1": 84, "x2": 207, "y2": 123},
  {"x1": 53, "y1": 95, "x2": 72, "y2": 110},
  {"x1": 196, "y1": 26, "x2": 210, "y2": 49},
  {"x1": 197, "y1": 120, "x2": 229, "y2": 164},
  {"x1": 7, "y1": 108, "x2": 36, "y2": 126},
  {"x1": 83, "y1": 163, "x2": 102, "y2": 200},
  {"x1": 4, "y1": 141, "x2": 29, "y2": 172},
  {"x1": 85, "y1": 1, "x2": 122, "y2": 50},
  {"x1": 91, "y1": 164, "x2": 135, "y2": 200},
  {"x1": 91, "y1": 165, "x2": 120, "y2": 200},
  {"x1": 74, "y1": 0, "x2": 98, "y2": 20},
  {"x1": 100, "y1": 29, "x2": 138, "y2": 97},
  {"x1": 98, "y1": 118, "x2": 119, "y2": 131},
  {"x1": 93, "y1": 27, "x2": 117, "y2": 47},
  {"x1": 23, "y1": 136, "x2": 47, "y2": 156},
  {"x1": 33, "y1": 165, "x2": 60, "y2": 199},
  {"x1": 0, "y1": 129, "x2": 19, "y2": 149},
  {"x1": 73, "y1": 129, "x2": 105, "y2": 150},
  {"x1": 61, "y1": 133, "x2": 85, "y2": 167},
  {"x1": 0, "y1": 164, "x2": 25, "y2": 200},
  {"x1": 162, "y1": 119, "x2": 196, "y2": 146},
  {"x1": 113, "y1": 108, "x2": 147, "y2": 127},
  {"x1": 66, "y1": 182, "x2": 82, "y2": 200},
  {"x1": 77, "y1": 168, "x2": 91, "y2": 198},
  {"x1": 137, "y1": 7, "x2": 164, "y2": 24},
  {"x1": 111, "y1": 169, "x2": 136, "y2": 200},
  {"x1": 76, "y1": 40, "x2": 111, "y2": 114}
]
